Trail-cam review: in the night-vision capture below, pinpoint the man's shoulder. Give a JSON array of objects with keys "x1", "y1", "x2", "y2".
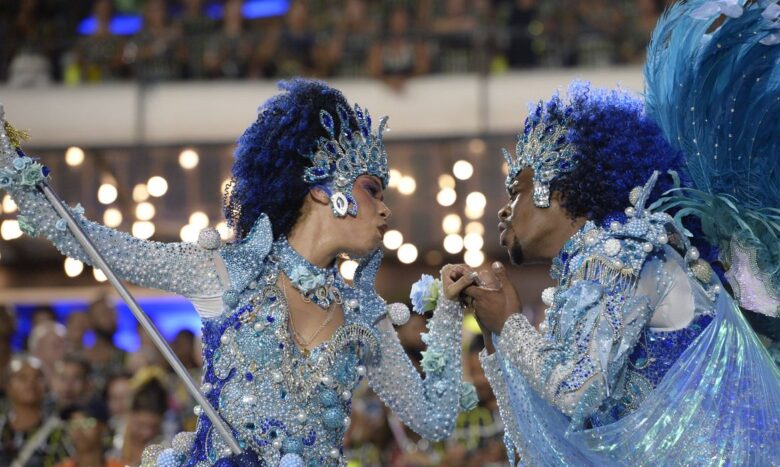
[{"x1": 568, "y1": 212, "x2": 673, "y2": 287}]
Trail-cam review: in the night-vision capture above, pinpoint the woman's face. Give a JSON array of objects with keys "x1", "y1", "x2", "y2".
[{"x1": 334, "y1": 175, "x2": 391, "y2": 258}]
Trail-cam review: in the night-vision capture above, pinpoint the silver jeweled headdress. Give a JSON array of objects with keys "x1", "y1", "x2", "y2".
[
  {"x1": 503, "y1": 100, "x2": 577, "y2": 208},
  {"x1": 303, "y1": 104, "x2": 389, "y2": 217}
]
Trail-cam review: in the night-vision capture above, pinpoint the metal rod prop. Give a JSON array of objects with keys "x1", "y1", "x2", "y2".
[{"x1": 40, "y1": 182, "x2": 242, "y2": 455}]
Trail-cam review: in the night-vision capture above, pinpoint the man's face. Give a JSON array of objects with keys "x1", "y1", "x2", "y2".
[{"x1": 497, "y1": 169, "x2": 574, "y2": 264}]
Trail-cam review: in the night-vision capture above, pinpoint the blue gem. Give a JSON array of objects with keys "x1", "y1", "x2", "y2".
[{"x1": 245, "y1": 372, "x2": 254, "y2": 381}]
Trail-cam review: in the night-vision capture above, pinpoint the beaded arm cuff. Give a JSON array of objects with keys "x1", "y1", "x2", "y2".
[{"x1": 367, "y1": 288, "x2": 464, "y2": 441}]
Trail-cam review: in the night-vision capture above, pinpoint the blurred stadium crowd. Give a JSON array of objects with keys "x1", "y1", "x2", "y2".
[
  {"x1": 2, "y1": 0, "x2": 668, "y2": 88},
  {"x1": 0, "y1": 300, "x2": 505, "y2": 466}
]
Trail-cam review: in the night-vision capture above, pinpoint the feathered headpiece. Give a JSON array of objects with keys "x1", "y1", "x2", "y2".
[{"x1": 646, "y1": 0, "x2": 780, "y2": 316}]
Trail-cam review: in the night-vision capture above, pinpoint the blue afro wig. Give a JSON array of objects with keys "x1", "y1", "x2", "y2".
[
  {"x1": 225, "y1": 79, "x2": 357, "y2": 240},
  {"x1": 539, "y1": 81, "x2": 687, "y2": 227}
]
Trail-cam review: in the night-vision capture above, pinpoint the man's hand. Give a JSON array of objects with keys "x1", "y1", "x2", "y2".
[
  {"x1": 463, "y1": 262, "x2": 522, "y2": 335},
  {"x1": 440, "y1": 263, "x2": 477, "y2": 301}
]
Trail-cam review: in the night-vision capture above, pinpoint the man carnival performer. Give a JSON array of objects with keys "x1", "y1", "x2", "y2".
[{"x1": 461, "y1": 1, "x2": 780, "y2": 464}]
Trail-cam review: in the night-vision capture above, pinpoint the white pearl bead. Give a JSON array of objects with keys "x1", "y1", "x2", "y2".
[
  {"x1": 193, "y1": 405, "x2": 202, "y2": 415},
  {"x1": 297, "y1": 412, "x2": 306, "y2": 423},
  {"x1": 220, "y1": 334, "x2": 230, "y2": 344},
  {"x1": 254, "y1": 322, "x2": 265, "y2": 332},
  {"x1": 273, "y1": 371, "x2": 283, "y2": 383},
  {"x1": 658, "y1": 234, "x2": 668, "y2": 244},
  {"x1": 330, "y1": 448, "x2": 340, "y2": 458},
  {"x1": 643, "y1": 243, "x2": 653, "y2": 252},
  {"x1": 610, "y1": 221, "x2": 621, "y2": 231},
  {"x1": 321, "y1": 375, "x2": 333, "y2": 386},
  {"x1": 341, "y1": 390, "x2": 351, "y2": 400},
  {"x1": 201, "y1": 383, "x2": 212, "y2": 393},
  {"x1": 356, "y1": 365, "x2": 366, "y2": 376},
  {"x1": 713, "y1": 285, "x2": 721, "y2": 294},
  {"x1": 347, "y1": 298, "x2": 359, "y2": 309},
  {"x1": 273, "y1": 439, "x2": 282, "y2": 449},
  {"x1": 688, "y1": 247, "x2": 700, "y2": 261},
  {"x1": 343, "y1": 416, "x2": 351, "y2": 427},
  {"x1": 222, "y1": 448, "x2": 232, "y2": 457},
  {"x1": 625, "y1": 207, "x2": 636, "y2": 217}
]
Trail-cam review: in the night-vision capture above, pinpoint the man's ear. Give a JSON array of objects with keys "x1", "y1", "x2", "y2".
[{"x1": 309, "y1": 186, "x2": 331, "y2": 205}]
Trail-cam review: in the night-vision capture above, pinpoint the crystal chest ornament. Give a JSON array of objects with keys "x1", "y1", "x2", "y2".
[{"x1": 303, "y1": 104, "x2": 389, "y2": 217}]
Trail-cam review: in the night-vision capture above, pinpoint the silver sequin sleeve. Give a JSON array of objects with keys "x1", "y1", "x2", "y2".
[
  {"x1": 12, "y1": 185, "x2": 223, "y2": 297},
  {"x1": 496, "y1": 279, "x2": 653, "y2": 422},
  {"x1": 479, "y1": 348, "x2": 522, "y2": 464},
  {"x1": 367, "y1": 293, "x2": 464, "y2": 441}
]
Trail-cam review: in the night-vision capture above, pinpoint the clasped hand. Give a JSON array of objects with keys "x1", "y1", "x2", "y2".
[{"x1": 442, "y1": 261, "x2": 522, "y2": 335}]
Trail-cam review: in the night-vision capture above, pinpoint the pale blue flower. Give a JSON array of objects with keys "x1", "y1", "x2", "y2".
[
  {"x1": 421, "y1": 349, "x2": 446, "y2": 375},
  {"x1": 0, "y1": 168, "x2": 14, "y2": 189},
  {"x1": 459, "y1": 382, "x2": 479, "y2": 411},
  {"x1": 433, "y1": 380, "x2": 448, "y2": 396},
  {"x1": 17, "y1": 215, "x2": 37, "y2": 237},
  {"x1": 410, "y1": 274, "x2": 440, "y2": 314},
  {"x1": 55, "y1": 218, "x2": 68, "y2": 231},
  {"x1": 12, "y1": 156, "x2": 31, "y2": 171},
  {"x1": 72, "y1": 203, "x2": 85, "y2": 217},
  {"x1": 290, "y1": 265, "x2": 323, "y2": 291},
  {"x1": 20, "y1": 163, "x2": 44, "y2": 186}
]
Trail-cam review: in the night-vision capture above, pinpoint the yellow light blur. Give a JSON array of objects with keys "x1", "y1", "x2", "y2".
[
  {"x1": 388, "y1": 169, "x2": 402, "y2": 188},
  {"x1": 383, "y1": 230, "x2": 403, "y2": 250},
  {"x1": 397, "y1": 244, "x2": 418, "y2": 264},
  {"x1": 438, "y1": 174, "x2": 456, "y2": 189},
  {"x1": 65, "y1": 146, "x2": 85, "y2": 166},
  {"x1": 180, "y1": 224, "x2": 199, "y2": 243},
  {"x1": 340, "y1": 260, "x2": 359, "y2": 280},
  {"x1": 178, "y1": 148, "x2": 200, "y2": 169},
  {"x1": 1, "y1": 220, "x2": 22, "y2": 240},
  {"x1": 453, "y1": 160, "x2": 474, "y2": 180},
  {"x1": 147, "y1": 176, "x2": 168, "y2": 197},
  {"x1": 135, "y1": 202, "x2": 155, "y2": 221},
  {"x1": 464, "y1": 250, "x2": 485, "y2": 267},
  {"x1": 463, "y1": 233, "x2": 484, "y2": 251},
  {"x1": 2, "y1": 195, "x2": 16, "y2": 213},
  {"x1": 397, "y1": 176, "x2": 416, "y2": 195},
  {"x1": 97, "y1": 184, "x2": 118, "y2": 205},
  {"x1": 442, "y1": 214, "x2": 462, "y2": 234},
  {"x1": 64, "y1": 257, "x2": 84, "y2": 277},
  {"x1": 436, "y1": 188, "x2": 457, "y2": 207},
  {"x1": 93, "y1": 268, "x2": 107, "y2": 282},
  {"x1": 443, "y1": 234, "x2": 464, "y2": 254},
  {"x1": 103, "y1": 208, "x2": 123, "y2": 227},
  {"x1": 465, "y1": 221, "x2": 484, "y2": 236},
  {"x1": 132, "y1": 221, "x2": 155, "y2": 239},
  {"x1": 189, "y1": 211, "x2": 209, "y2": 229},
  {"x1": 132, "y1": 184, "x2": 149, "y2": 203}
]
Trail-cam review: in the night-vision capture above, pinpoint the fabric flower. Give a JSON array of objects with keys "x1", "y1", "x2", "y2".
[
  {"x1": 433, "y1": 380, "x2": 448, "y2": 396},
  {"x1": 72, "y1": 203, "x2": 85, "y2": 217},
  {"x1": 0, "y1": 168, "x2": 14, "y2": 189},
  {"x1": 459, "y1": 382, "x2": 479, "y2": 411},
  {"x1": 12, "y1": 156, "x2": 31, "y2": 171},
  {"x1": 20, "y1": 162, "x2": 45, "y2": 186},
  {"x1": 55, "y1": 217, "x2": 68, "y2": 231},
  {"x1": 410, "y1": 274, "x2": 440, "y2": 314},
  {"x1": 421, "y1": 349, "x2": 446, "y2": 375},
  {"x1": 17, "y1": 215, "x2": 37, "y2": 237},
  {"x1": 290, "y1": 265, "x2": 323, "y2": 291}
]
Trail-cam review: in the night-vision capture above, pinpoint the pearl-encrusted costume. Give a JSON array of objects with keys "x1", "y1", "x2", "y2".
[
  {"x1": 0, "y1": 118, "x2": 465, "y2": 466},
  {"x1": 481, "y1": 176, "x2": 780, "y2": 465}
]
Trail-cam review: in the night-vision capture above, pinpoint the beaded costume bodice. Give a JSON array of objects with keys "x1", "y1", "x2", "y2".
[{"x1": 192, "y1": 254, "x2": 378, "y2": 466}]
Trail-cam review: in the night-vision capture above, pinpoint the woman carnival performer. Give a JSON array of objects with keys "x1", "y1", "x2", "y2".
[
  {"x1": 0, "y1": 79, "x2": 474, "y2": 466},
  {"x1": 467, "y1": 0, "x2": 780, "y2": 464}
]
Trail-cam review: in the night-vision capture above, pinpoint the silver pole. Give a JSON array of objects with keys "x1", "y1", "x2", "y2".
[{"x1": 39, "y1": 182, "x2": 242, "y2": 455}]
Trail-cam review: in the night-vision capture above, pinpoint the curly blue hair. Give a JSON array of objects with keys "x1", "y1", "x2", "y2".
[
  {"x1": 540, "y1": 81, "x2": 687, "y2": 227},
  {"x1": 225, "y1": 79, "x2": 357, "y2": 240}
]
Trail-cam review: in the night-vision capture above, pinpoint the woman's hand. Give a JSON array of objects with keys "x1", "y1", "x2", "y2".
[
  {"x1": 440, "y1": 263, "x2": 477, "y2": 301},
  {"x1": 463, "y1": 262, "x2": 523, "y2": 335}
]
